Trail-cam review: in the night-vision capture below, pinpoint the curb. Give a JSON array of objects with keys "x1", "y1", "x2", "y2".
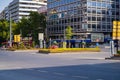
[{"x1": 14, "y1": 50, "x2": 39, "y2": 52}]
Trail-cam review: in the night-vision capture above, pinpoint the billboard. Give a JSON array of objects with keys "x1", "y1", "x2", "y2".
[{"x1": 91, "y1": 33, "x2": 104, "y2": 42}]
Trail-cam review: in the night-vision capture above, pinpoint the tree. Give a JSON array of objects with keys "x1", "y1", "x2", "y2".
[
  {"x1": 65, "y1": 26, "x2": 73, "y2": 40},
  {"x1": 65, "y1": 26, "x2": 73, "y2": 48},
  {"x1": 15, "y1": 17, "x2": 30, "y2": 37},
  {"x1": 15, "y1": 12, "x2": 46, "y2": 45},
  {"x1": 29, "y1": 12, "x2": 46, "y2": 44},
  {"x1": 0, "y1": 19, "x2": 18, "y2": 45},
  {"x1": 0, "y1": 19, "x2": 9, "y2": 42},
  {"x1": 12, "y1": 21, "x2": 17, "y2": 35}
]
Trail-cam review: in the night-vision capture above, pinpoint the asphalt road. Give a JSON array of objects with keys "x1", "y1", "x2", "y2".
[{"x1": 0, "y1": 50, "x2": 120, "y2": 80}]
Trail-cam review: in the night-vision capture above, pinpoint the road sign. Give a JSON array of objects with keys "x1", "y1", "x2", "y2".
[{"x1": 38, "y1": 33, "x2": 44, "y2": 40}]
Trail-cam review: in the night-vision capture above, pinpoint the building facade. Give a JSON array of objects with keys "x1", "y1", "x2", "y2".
[
  {"x1": 38, "y1": 6, "x2": 47, "y2": 14},
  {"x1": 1, "y1": 0, "x2": 47, "y2": 22},
  {"x1": 47, "y1": 0, "x2": 120, "y2": 42},
  {"x1": 0, "y1": 11, "x2": 5, "y2": 20}
]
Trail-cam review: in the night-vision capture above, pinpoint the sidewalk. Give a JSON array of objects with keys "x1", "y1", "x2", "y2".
[{"x1": 105, "y1": 55, "x2": 120, "y2": 60}]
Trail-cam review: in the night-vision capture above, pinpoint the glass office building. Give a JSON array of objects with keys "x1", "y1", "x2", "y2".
[{"x1": 47, "y1": 0, "x2": 120, "y2": 42}]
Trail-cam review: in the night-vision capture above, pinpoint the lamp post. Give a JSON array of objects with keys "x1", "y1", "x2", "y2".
[{"x1": 9, "y1": 11, "x2": 12, "y2": 47}]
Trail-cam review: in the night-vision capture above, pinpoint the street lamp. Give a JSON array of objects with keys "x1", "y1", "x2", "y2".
[{"x1": 9, "y1": 11, "x2": 12, "y2": 47}]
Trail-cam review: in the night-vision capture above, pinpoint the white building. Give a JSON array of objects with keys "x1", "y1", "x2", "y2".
[
  {"x1": 3, "y1": 0, "x2": 47, "y2": 22},
  {"x1": 38, "y1": 6, "x2": 47, "y2": 14},
  {"x1": 0, "y1": 11, "x2": 4, "y2": 20}
]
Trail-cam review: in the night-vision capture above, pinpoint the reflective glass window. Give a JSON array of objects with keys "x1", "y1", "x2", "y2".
[
  {"x1": 96, "y1": 2, "x2": 101, "y2": 7},
  {"x1": 91, "y1": 2, "x2": 96, "y2": 6},
  {"x1": 101, "y1": 3, "x2": 106, "y2": 7}
]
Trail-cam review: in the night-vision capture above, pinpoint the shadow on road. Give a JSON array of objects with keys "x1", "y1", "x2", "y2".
[{"x1": 0, "y1": 62, "x2": 120, "y2": 80}]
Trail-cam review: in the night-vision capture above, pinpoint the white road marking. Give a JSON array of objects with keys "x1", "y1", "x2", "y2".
[
  {"x1": 53, "y1": 72, "x2": 65, "y2": 76},
  {"x1": 37, "y1": 70, "x2": 48, "y2": 73},
  {"x1": 26, "y1": 68, "x2": 34, "y2": 70},
  {"x1": 72, "y1": 76, "x2": 88, "y2": 79},
  {"x1": 96, "y1": 79, "x2": 104, "y2": 80}
]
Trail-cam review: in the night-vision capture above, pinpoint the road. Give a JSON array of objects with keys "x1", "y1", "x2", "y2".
[{"x1": 0, "y1": 50, "x2": 120, "y2": 80}]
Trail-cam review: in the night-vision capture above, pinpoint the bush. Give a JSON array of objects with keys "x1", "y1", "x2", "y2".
[
  {"x1": 17, "y1": 42, "x2": 26, "y2": 49},
  {"x1": 32, "y1": 41, "x2": 35, "y2": 48},
  {"x1": 117, "y1": 51, "x2": 120, "y2": 54}
]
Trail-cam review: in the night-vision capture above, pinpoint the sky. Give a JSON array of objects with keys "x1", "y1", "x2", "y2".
[{"x1": 0, "y1": 0, "x2": 13, "y2": 12}]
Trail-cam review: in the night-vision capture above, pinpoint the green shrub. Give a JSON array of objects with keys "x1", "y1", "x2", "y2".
[
  {"x1": 32, "y1": 41, "x2": 35, "y2": 48},
  {"x1": 18, "y1": 42, "x2": 26, "y2": 49},
  {"x1": 117, "y1": 51, "x2": 120, "y2": 54},
  {"x1": 26, "y1": 46, "x2": 32, "y2": 49}
]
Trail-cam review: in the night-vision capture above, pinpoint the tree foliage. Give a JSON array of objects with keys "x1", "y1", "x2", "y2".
[
  {"x1": 0, "y1": 19, "x2": 17, "y2": 43},
  {"x1": 65, "y1": 26, "x2": 73, "y2": 40},
  {"x1": 65, "y1": 26, "x2": 73, "y2": 48},
  {"x1": 0, "y1": 19, "x2": 9, "y2": 40},
  {"x1": 15, "y1": 12, "x2": 46, "y2": 44}
]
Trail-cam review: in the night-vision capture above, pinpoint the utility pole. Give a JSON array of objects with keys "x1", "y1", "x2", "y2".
[
  {"x1": 116, "y1": 21, "x2": 118, "y2": 53},
  {"x1": 64, "y1": 29, "x2": 65, "y2": 40},
  {"x1": 9, "y1": 11, "x2": 12, "y2": 47}
]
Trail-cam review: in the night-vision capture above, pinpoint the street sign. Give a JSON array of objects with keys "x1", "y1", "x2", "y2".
[{"x1": 38, "y1": 33, "x2": 44, "y2": 40}]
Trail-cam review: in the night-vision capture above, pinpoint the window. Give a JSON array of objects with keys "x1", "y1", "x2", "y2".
[
  {"x1": 97, "y1": 9, "x2": 102, "y2": 14},
  {"x1": 88, "y1": 17, "x2": 91, "y2": 21},
  {"x1": 91, "y1": 2, "x2": 96, "y2": 6},
  {"x1": 92, "y1": 9, "x2": 96, "y2": 13},
  {"x1": 102, "y1": 10, "x2": 106, "y2": 14},
  {"x1": 102, "y1": 17, "x2": 106, "y2": 21},
  {"x1": 92, "y1": 24, "x2": 96, "y2": 28},
  {"x1": 92, "y1": 17, "x2": 96, "y2": 21},
  {"x1": 97, "y1": 17, "x2": 101, "y2": 21},
  {"x1": 87, "y1": 2, "x2": 91, "y2": 6},
  {"x1": 88, "y1": 24, "x2": 91, "y2": 28},
  {"x1": 102, "y1": 25, "x2": 106, "y2": 29},
  {"x1": 102, "y1": 3, "x2": 106, "y2": 7},
  {"x1": 96, "y1": 2, "x2": 101, "y2": 7}
]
